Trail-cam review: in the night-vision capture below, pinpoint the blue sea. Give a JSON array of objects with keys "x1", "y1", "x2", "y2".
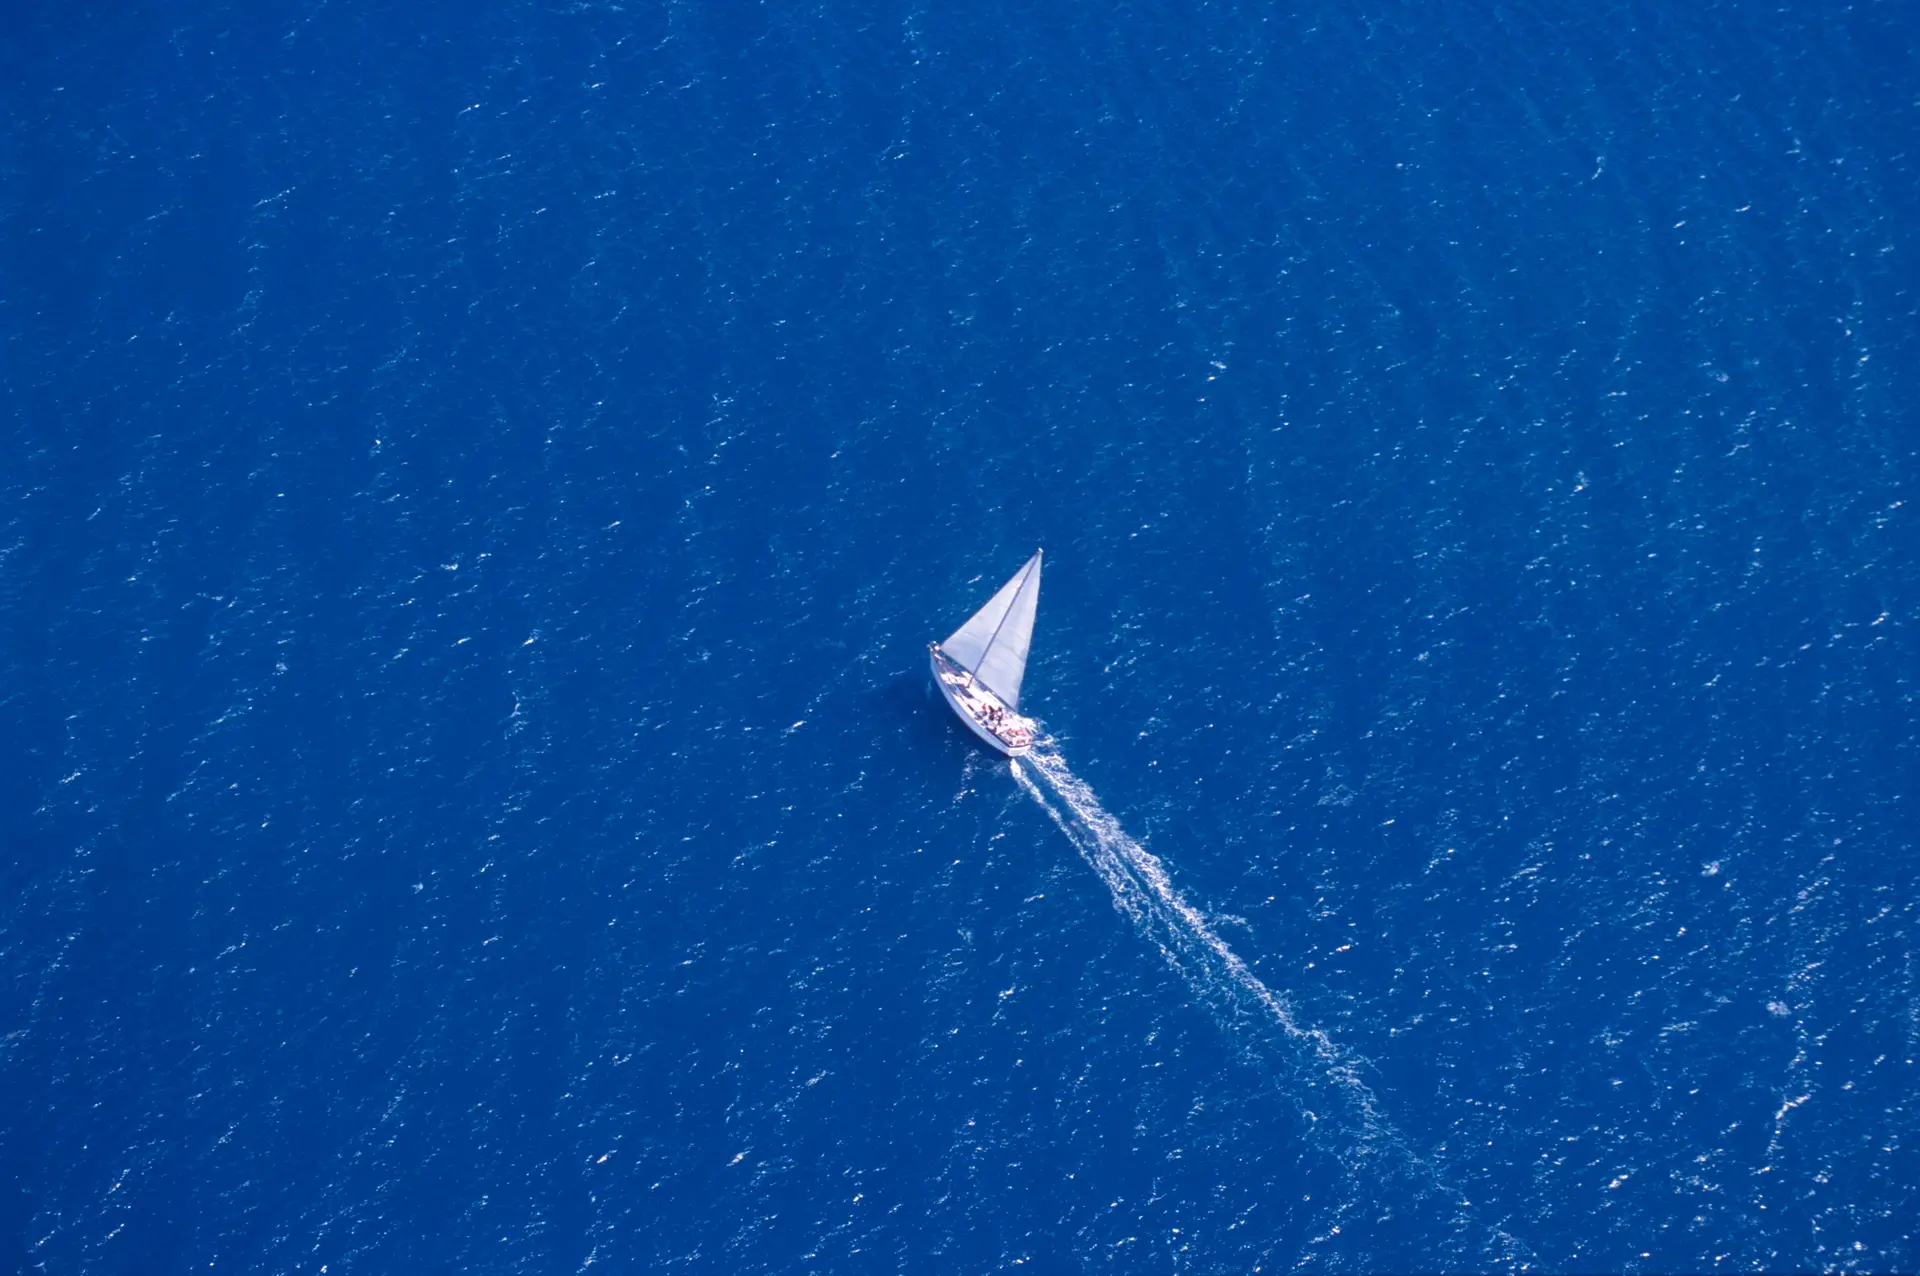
[{"x1": 4, "y1": 1, "x2": 1916, "y2": 1270}]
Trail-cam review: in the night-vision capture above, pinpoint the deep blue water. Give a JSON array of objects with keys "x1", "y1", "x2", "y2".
[{"x1": 5, "y1": 0, "x2": 1918, "y2": 1270}]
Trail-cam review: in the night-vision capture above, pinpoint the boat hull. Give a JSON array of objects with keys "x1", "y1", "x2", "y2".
[{"x1": 929, "y1": 649, "x2": 1033, "y2": 757}]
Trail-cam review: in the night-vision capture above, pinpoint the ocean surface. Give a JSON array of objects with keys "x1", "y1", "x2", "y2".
[{"x1": 4, "y1": 1, "x2": 1916, "y2": 1270}]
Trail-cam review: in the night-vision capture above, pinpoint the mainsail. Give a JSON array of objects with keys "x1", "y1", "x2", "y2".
[{"x1": 942, "y1": 550, "x2": 1041, "y2": 708}]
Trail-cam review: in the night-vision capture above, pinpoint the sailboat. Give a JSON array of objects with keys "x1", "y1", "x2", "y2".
[{"x1": 929, "y1": 550, "x2": 1042, "y2": 756}]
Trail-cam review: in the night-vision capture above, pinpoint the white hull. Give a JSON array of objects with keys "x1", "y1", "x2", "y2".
[{"x1": 930, "y1": 648, "x2": 1033, "y2": 757}]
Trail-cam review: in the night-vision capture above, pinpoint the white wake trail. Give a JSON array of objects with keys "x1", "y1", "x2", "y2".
[
  {"x1": 1012, "y1": 746, "x2": 1382, "y2": 1125},
  {"x1": 1008, "y1": 743, "x2": 1534, "y2": 1268}
]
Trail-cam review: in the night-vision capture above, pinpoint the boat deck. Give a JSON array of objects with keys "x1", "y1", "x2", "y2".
[{"x1": 930, "y1": 647, "x2": 1035, "y2": 754}]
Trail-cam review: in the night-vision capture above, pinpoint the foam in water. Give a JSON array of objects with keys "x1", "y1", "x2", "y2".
[
  {"x1": 1012, "y1": 748, "x2": 1381, "y2": 1114},
  {"x1": 1011, "y1": 745, "x2": 1533, "y2": 1267}
]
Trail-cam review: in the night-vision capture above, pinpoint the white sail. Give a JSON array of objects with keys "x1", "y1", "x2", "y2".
[{"x1": 942, "y1": 551, "x2": 1041, "y2": 708}]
